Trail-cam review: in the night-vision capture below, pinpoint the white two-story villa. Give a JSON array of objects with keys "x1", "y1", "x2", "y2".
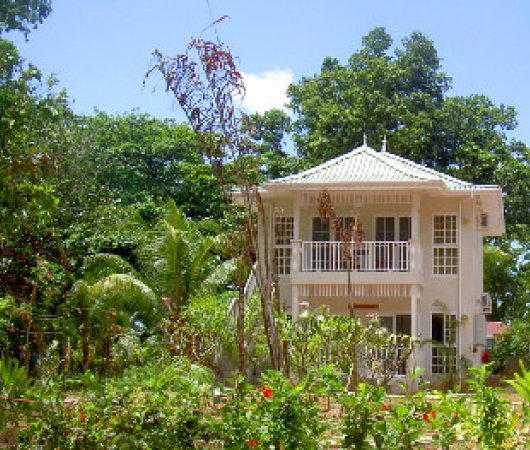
[{"x1": 258, "y1": 142, "x2": 504, "y2": 382}]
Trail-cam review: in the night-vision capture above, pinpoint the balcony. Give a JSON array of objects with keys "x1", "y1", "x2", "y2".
[{"x1": 301, "y1": 241, "x2": 410, "y2": 272}]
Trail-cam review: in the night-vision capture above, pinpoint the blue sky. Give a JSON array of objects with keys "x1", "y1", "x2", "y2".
[{"x1": 9, "y1": 0, "x2": 530, "y2": 143}]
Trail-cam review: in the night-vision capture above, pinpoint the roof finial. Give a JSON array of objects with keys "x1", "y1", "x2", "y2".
[
  {"x1": 381, "y1": 134, "x2": 387, "y2": 153},
  {"x1": 363, "y1": 132, "x2": 368, "y2": 147}
]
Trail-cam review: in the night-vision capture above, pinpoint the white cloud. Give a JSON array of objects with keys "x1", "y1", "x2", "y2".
[{"x1": 239, "y1": 69, "x2": 293, "y2": 114}]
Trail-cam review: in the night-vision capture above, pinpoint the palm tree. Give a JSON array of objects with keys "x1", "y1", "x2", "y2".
[
  {"x1": 142, "y1": 200, "x2": 220, "y2": 317},
  {"x1": 71, "y1": 253, "x2": 162, "y2": 372}
]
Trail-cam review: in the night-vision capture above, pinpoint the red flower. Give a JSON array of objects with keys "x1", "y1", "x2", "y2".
[
  {"x1": 80, "y1": 408, "x2": 86, "y2": 423},
  {"x1": 422, "y1": 409, "x2": 436, "y2": 423},
  {"x1": 261, "y1": 386, "x2": 273, "y2": 398},
  {"x1": 380, "y1": 403, "x2": 389, "y2": 411},
  {"x1": 481, "y1": 350, "x2": 490, "y2": 364},
  {"x1": 247, "y1": 439, "x2": 258, "y2": 447}
]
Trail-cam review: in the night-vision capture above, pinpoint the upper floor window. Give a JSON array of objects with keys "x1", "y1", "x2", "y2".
[
  {"x1": 433, "y1": 215, "x2": 457, "y2": 244},
  {"x1": 375, "y1": 217, "x2": 411, "y2": 241},
  {"x1": 274, "y1": 216, "x2": 294, "y2": 245},
  {"x1": 433, "y1": 215, "x2": 458, "y2": 275},
  {"x1": 312, "y1": 217, "x2": 355, "y2": 241}
]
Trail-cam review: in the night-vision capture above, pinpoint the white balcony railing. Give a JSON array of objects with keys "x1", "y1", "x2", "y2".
[{"x1": 301, "y1": 241, "x2": 410, "y2": 272}]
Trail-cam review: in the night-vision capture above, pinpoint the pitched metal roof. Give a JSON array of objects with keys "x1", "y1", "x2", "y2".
[{"x1": 267, "y1": 145, "x2": 498, "y2": 191}]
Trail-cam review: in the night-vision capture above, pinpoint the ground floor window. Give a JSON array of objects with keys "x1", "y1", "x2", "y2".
[
  {"x1": 431, "y1": 313, "x2": 457, "y2": 374},
  {"x1": 376, "y1": 314, "x2": 412, "y2": 375},
  {"x1": 274, "y1": 216, "x2": 293, "y2": 275},
  {"x1": 274, "y1": 247, "x2": 292, "y2": 275}
]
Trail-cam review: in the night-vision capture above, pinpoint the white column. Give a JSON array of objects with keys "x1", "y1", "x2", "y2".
[
  {"x1": 411, "y1": 285, "x2": 418, "y2": 337},
  {"x1": 290, "y1": 240, "x2": 302, "y2": 320},
  {"x1": 293, "y1": 192, "x2": 300, "y2": 240},
  {"x1": 291, "y1": 284, "x2": 299, "y2": 320},
  {"x1": 409, "y1": 285, "x2": 420, "y2": 391},
  {"x1": 410, "y1": 194, "x2": 421, "y2": 274},
  {"x1": 291, "y1": 239, "x2": 302, "y2": 274},
  {"x1": 291, "y1": 193, "x2": 301, "y2": 321}
]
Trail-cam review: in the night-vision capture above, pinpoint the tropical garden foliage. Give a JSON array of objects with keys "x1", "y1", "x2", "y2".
[{"x1": 1, "y1": 2, "x2": 530, "y2": 447}]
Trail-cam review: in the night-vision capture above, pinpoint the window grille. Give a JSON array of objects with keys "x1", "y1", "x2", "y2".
[
  {"x1": 433, "y1": 215, "x2": 458, "y2": 275},
  {"x1": 274, "y1": 217, "x2": 293, "y2": 275},
  {"x1": 431, "y1": 313, "x2": 457, "y2": 374}
]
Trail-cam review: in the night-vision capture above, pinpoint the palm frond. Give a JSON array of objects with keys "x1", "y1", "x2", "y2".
[
  {"x1": 89, "y1": 274, "x2": 162, "y2": 328},
  {"x1": 188, "y1": 235, "x2": 216, "y2": 293},
  {"x1": 164, "y1": 198, "x2": 189, "y2": 232},
  {"x1": 506, "y1": 360, "x2": 530, "y2": 403},
  {"x1": 81, "y1": 253, "x2": 137, "y2": 284}
]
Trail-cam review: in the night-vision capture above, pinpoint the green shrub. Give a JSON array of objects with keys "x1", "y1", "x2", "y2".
[
  {"x1": 426, "y1": 390, "x2": 469, "y2": 450},
  {"x1": 217, "y1": 369, "x2": 327, "y2": 449},
  {"x1": 340, "y1": 382, "x2": 386, "y2": 449},
  {"x1": 466, "y1": 365, "x2": 518, "y2": 448},
  {"x1": 255, "y1": 370, "x2": 324, "y2": 449},
  {"x1": 19, "y1": 357, "x2": 215, "y2": 449}
]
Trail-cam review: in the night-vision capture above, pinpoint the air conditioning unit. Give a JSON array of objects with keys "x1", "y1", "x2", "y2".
[{"x1": 480, "y1": 293, "x2": 492, "y2": 315}]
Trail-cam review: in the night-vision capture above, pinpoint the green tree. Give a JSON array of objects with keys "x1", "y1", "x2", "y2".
[
  {"x1": 71, "y1": 253, "x2": 162, "y2": 372},
  {"x1": 52, "y1": 112, "x2": 226, "y2": 274},
  {"x1": 141, "y1": 200, "x2": 220, "y2": 315},
  {"x1": 64, "y1": 112, "x2": 224, "y2": 219},
  {"x1": 288, "y1": 27, "x2": 515, "y2": 182},
  {"x1": 0, "y1": 36, "x2": 74, "y2": 316},
  {"x1": 483, "y1": 245, "x2": 523, "y2": 320},
  {"x1": 0, "y1": 0, "x2": 52, "y2": 37},
  {"x1": 248, "y1": 109, "x2": 298, "y2": 179}
]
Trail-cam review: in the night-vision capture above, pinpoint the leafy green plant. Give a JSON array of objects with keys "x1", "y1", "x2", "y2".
[
  {"x1": 20, "y1": 357, "x2": 215, "y2": 449},
  {"x1": 217, "y1": 378, "x2": 262, "y2": 449},
  {"x1": 255, "y1": 370, "x2": 324, "y2": 449},
  {"x1": 426, "y1": 390, "x2": 469, "y2": 450},
  {"x1": 0, "y1": 354, "x2": 30, "y2": 399},
  {"x1": 490, "y1": 320, "x2": 530, "y2": 372},
  {"x1": 506, "y1": 359, "x2": 530, "y2": 402},
  {"x1": 506, "y1": 360, "x2": 530, "y2": 441},
  {"x1": 0, "y1": 296, "x2": 17, "y2": 350},
  {"x1": 371, "y1": 371, "x2": 428, "y2": 449},
  {"x1": 340, "y1": 382, "x2": 386, "y2": 449},
  {"x1": 0, "y1": 354, "x2": 32, "y2": 434},
  {"x1": 466, "y1": 364, "x2": 517, "y2": 448}
]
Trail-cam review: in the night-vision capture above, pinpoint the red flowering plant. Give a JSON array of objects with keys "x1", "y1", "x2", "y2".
[
  {"x1": 426, "y1": 390, "x2": 469, "y2": 449},
  {"x1": 218, "y1": 377, "x2": 263, "y2": 449},
  {"x1": 422, "y1": 408, "x2": 436, "y2": 423},
  {"x1": 254, "y1": 370, "x2": 324, "y2": 449},
  {"x1": 260, "y1": 386, "x2": 273, "y2": 398},
  {"x1": 372, "y1": 369, "x2": 428, "y2": 448},
  {"x1": 79, "y1": 408, "x2": 87, "y2": 424}
]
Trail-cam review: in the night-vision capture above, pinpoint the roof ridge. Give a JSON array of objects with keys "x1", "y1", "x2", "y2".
[
  {"x1": 381, "y1": 151, "x2": 473, "y2": 187},
  {"x1": 267, "y1": 144, "x2": 487, "y2": 191},
  {"x1": 366, "y1": 148, "x2": 436, "y2": 183},
  {"x1": 273, "y1": 145, "x2": 369, "y2": 182}
]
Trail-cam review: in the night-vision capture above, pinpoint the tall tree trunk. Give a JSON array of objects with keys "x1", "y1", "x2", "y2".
[
  {"x1": 261, "y1": 288, "x2": 282, "y2": 370},
  {"x1": 250, "y1": 193, "x2": 283, "y2": 371},
  {"x1": 80, "y1": 310, "x2": 90, "y2": 372},
  {"x1": 346, "y1": 264, "x2": 358, "y2": 391},
  {"x1": 236, "y1": 287, "x2": 246, "y2": 379}
]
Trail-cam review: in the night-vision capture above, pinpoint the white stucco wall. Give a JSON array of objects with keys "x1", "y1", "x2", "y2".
[{"x1": 262, "y1": 188, "x2": 489, "y2": 378}]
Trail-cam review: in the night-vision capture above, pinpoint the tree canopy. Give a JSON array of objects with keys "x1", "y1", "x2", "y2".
[{"x1": 0, "y1": 0, "x2": 51, "y2": 37}]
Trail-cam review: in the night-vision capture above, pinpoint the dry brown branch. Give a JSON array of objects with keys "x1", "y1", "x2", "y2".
[{"x1": 145, "y1": 19, "x2": 283, "y2": 371}]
